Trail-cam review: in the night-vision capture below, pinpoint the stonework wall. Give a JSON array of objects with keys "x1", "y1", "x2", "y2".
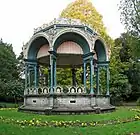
[
  {"x1": 54, "y1": 96, "x2": 91, "y2": 108},
  {"x1": 24, "y1": 95, "x2": 110, "y2": 110}
]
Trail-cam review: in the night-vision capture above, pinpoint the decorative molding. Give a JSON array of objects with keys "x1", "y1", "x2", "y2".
[{"x1": 33, "y1": 18, "x2": 98, "y2": 36}]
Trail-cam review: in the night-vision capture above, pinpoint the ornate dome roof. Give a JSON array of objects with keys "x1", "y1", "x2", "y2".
[{"x1": 34, "y1": 18, "x2": 98, "y2": 35}]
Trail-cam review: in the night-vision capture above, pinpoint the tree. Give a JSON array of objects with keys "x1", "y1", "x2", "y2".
[
  {"x1": 111, "y1": 32, "x2": 140, "y2": 102},
  {"x1": 119, "y1": 0, "x2": 140, "y2": 57},
  {"x1": 110, "y1": 35, "x2": 132, "y2": 104},
  {"x1": 59, "y1": 0, "x2": 114, "y2": 88},
  {"x1": 119, "y1": 0, "x2": 140, "y2": 36},
  {"x1": 59, "y1": 0, "x2": 133, "y2": 102},
  {"x1": 0, "y1": 39, "x2": 24, "y2": 102},
  {"x1": 60, "y1": 0, "x2": 113, "y2": 47},
  {"x1": 115, "y1": 33, "x2": 133, "y2": 62}
]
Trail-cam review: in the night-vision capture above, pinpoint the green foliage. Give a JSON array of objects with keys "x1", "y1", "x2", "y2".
[
  {"x1": 119, "y1": 0, "x2": 140, "y2": 37},
  {"x1": 119, "y1": 0, "x2": 140, "y2": 57},
  {"x1": 59, "y1": 0, "x2": 114, "y2": 91},
  {"x1": 0, "y1": 39, "x2": 24, "y2": 102},
  {"x1": 0, "y1": 107, "x2": 139, "y2": 122},
  {"x1": 110, "y1": 34, "x2": 133, "y2": 104},
  {"x1": 57, "y1": 68, "x2": 72, "y2": 86},
  {"x1": 60, "y1": 0, "x2": 113, "y2": 47},
  {"x1": 110, "y1": 32, "x2": 140, "y2": 103},
  {"x1": 0, "y1": 108, "x2": 140, "y2": 135},
  {"x1": 0, "y1": 42, "x2": 18, "y2": 80},
  {"x1": 0, "y1": 121, "x2": 140, "y2": 135},
  {"x1": 127, "y1": 62, "x2": 140, "y2": 99}
]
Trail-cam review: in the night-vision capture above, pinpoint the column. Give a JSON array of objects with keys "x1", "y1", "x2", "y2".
[
  {"x1": 34, "y1": 64, "x2": 37, "y2": 89},
  {"x1": 50, "y1": 55, "x2": 54, "y2": 94},
  {"x1": 25, "y1": 64, "x2": 28, "y2": 89},
  {"x1": 83, "y1": 60, "x2": 87, "y2": 92},
  {"x1": 90, "y1": 58, "x2": 94, "y2": 94},
  {"x1": 48, "y1": 67, "x2": 51, "y2": 87},
  {"x1": 24, "y1": 64, "x2": 28, "y2": 95},
  {"x1": 53, "y1": 59, "x2": 57, "y2": 87},
  {"x1": 96, "y1": 66, "x2": 100, "y2": 95},
  {"x1": 28, "y1": 66, "x2": 31, "y2": 89},
  {"x1": 49, "y1": 51, "x2": 57, "y2": 94},
  {"x1": 106, "y1": 66, "x2": 110, "y2": 96}
]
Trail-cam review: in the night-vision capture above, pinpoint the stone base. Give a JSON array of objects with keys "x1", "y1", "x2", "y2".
[{"x1": 19, "y1": 94, "x2": 115, "y2": 114}]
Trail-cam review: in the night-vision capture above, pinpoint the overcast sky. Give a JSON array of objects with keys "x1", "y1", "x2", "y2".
[{"x1": 0, "y1": 0, "x2": 124, "y2": 56}]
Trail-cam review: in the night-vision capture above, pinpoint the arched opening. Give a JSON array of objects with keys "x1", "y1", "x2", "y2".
[
  {"x1": 53, "y1": 32, "x2": 90, "y2": 54},
  {"x1": 28, "y1": 36, "x2": 49, "y2": 60},
  {"x1": 94, "y1": 39, "x2": 109, "y2": 96},
  {"x1": 56, "y1": 41, "x2": 83, "y2": 67},
  {"x1": 51, "y1": 32, "x2": 93, "y2": 93},
  {"x1": 26, "y1": 36, "x2": 50, "y2": 92},
  {"x1": 94, "y1": 39, "x2": 107, "y2": 62}
]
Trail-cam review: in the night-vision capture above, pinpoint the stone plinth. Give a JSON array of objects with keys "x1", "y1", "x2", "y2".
[{"x1": 19, "y1": 94, "x2": 115, "y2": 114}]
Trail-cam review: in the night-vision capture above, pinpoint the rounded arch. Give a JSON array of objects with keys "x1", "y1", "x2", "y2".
[
  {"x1": 26, "y1": 32, "x2": 50, "y2": 60},
  {"x1": 52, "y1": 28, "x2": 91, "y2": 54},
  {"x1": 94, "y1": 38, "x2": 108, "y2": 61}
]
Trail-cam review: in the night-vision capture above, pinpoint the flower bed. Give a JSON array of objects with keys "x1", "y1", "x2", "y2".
[
  {"x1": 0, "y1": 108, "x2": 139, "y2": 128},
  {"x1": 0, "y1": 115, "x2": 140, "y2": 128}
]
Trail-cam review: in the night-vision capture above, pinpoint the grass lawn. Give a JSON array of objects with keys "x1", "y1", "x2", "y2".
[{"x1": 0, "y1": 107, "x2": 140, "y2": 135}]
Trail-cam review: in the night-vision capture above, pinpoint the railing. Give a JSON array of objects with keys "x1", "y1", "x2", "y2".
[{"x1": 24, "y1": 86, "x2": 86, "y2": 95}]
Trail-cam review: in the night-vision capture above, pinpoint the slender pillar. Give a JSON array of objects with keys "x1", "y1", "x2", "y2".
[
  {"x1": 28, "y1": 66, "x2": 31, "y2": 89},
  {"x1": 53, "y1": 59, "x2": 57, "y2": 87},
  {"x1": 34, "y1": 64, "x2": 37, "y2": 89},
  {"x1": 24, "y1": 64, "x2": 28, "y2": 95},
  {"x1": 106, "y1": 66, "x2": 110, "y2": 96},
  {"x1": 37, "y1": 65, "x2": 39, "y2": 87},
  {"x1": 90, "y1": 58, "x2": 94, "y2": 94},
  {"x1": 25, "y1": 64, "x2": 28, "y2": 89},
  {"x1": 48, "y1": 67, "x2": 51, "y2": 87},
  {"x1": 97, "y1": 66, "x2": 100, "y2": 95},
  {"x1": 50, "y1": 55, "x2": 54, "y2": 94},
  {"x1": 49, "y1": 51, "x2": 57, "y2": 94},
  {"x1": 83, "y1": 61, "x2": 87, "y2": 91}
]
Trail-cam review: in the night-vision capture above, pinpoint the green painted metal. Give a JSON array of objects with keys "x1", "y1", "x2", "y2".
[
  {"x1": 28, "y1": 67, "x2": 30, "y2": 89},
  {"x1": 90, "y1": 58, "x2": 94, "y2": 94},
  {"x1": 53, "y1": 59, "x2": 57, "y2": 87},
  {"x1": 53, "y1": 32, "x2": 90, "y2": 54},
  {"x1": 36, "y1": 65, "x2": 39, "y2": 88},
  {"x1": 24, "y1": 19, "x2": 110, "y2": 97},
  {"x1": 27, "y1": 37, "x2": 49, "y2": 60},
  {"x1": 25, "y1": 61, "x2": 38, "y2": 91},
  {"x1": 97, "y1": 67, "x2": 100, "y2": 95},
  {"x1": 94, "y1": 40, "x2": 107, "y2": 61},
  {"x1": 106, "y1": 66, "x2": 110, "y2": 96},
  {"x1": 49, "y1": 51, "x2": 57, "y2": 92},
  {"x1": 83, "y1": 61, "x2": 87, "y2": 91},
  {"x1": 25, "y1": 65, "x2": 28, "y2": 89},
  {"x1": 48, "y1": 67, "x2": 51, "y2": 87},
  {"x1": 34, "y1": 65, "x2": 37, "y2": 89},
  {"x1": 50, "y1": 55, "x2": 54, "y2": 94}
]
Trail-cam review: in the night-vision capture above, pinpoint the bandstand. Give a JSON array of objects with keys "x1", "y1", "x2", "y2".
[{"x1": 19, "y1": 18, "x2": 115, "y2": 114}]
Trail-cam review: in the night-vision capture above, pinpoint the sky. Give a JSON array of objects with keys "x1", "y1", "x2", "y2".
[{"x1": 0, "y1": 0, "x2": 124, "y2": 56}]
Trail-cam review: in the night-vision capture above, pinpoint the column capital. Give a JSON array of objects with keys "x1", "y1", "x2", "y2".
[
  {"x1": 82, "y1": 52, "x2": 95, "y2": 61},
  {"x1": 24, "y1": 59, "x2": 38, "y2": 65},
  {"x1": 82, "y1": 52, "x2": 95, "y2": 59},
  {"x1": 97, "y1": 61, "x2": 110, "y2": 67},
  {"x1": 48, "y1": 50, "x2": 57, "y2": 58}
]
